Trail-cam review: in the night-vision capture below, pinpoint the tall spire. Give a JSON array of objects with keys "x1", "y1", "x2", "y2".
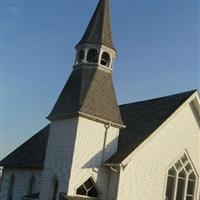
[
  {"x1": 76, "y1": 0, "x2": 114, "y2": 50},
  {"x1": 47, "y1": 0, "x2": 123, "y2": 127}
]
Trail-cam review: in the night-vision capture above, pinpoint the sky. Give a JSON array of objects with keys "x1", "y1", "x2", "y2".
[{"x1": 0, "y1": 0, "x2": 199, "y2": 159}]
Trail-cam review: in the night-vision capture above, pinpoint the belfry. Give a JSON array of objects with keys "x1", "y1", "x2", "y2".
[{"x1": 47, "y1": 0, "x2": 123, "y2": 128}]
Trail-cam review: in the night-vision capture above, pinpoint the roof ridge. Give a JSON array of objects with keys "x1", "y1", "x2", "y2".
[{"x1": 119, "y1": 89, "x2": 197, "y2": 107}]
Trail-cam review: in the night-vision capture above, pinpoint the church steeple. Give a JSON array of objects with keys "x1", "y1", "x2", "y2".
[
  {"x1": 76, "y1": 0, "x2": 114, "y2": 50},
  {"x1": 47, "y1": 0, "x2": 123, "y2": 127},
  {"x1": 75, "y1": 0, "x2": 116, "y2": 71}
]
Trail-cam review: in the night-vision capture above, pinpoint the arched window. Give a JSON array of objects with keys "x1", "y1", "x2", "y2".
[
  {"x1": 7, "y1": 174, "x2": 15, "y2": 200},
  {"x1": 100, "y1": 52, "x2": 110, "y2": 67},
  {"x1": 87, "y1": 49, "x2": 98, "y2": 63},
  {"x1": 27, "y1": 175, "x2": 35, "y2": 195},
  {"x1": 50, "y1": 176, "x2": 59, "y2": 200},
  {"x1": 76, "y1": 177, "x2": 98, "y2": 198},
  {"x1": 77, "y1": 50, "x2": 84, "y2": 64},
  {"x1": 165, "y1": 153, "x2": 197, "y2": 200}
]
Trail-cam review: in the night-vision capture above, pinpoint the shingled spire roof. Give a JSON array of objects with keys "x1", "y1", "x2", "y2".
[
  {"x1": 47, "y1": 0, "x2": 122, "y2": 127},
  {"x1": 47, "y1": 67, "x2": 123, "y2": 127},
  {"x1": 76, "y1": 0, "x2": 115, "y2": 50}
]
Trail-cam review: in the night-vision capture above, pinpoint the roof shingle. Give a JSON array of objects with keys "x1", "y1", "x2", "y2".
[
  {"x1": 106, "y1": 90, "x2": 196, "y2": 164},
  {"x1": 76, "y1": 0, "x2": 114, "y2": 50},
  {"x1": 0, "y1": 90, "x2": 196, "y2": 167},
  {"x1": 0, "y1": 125, "x2": 49, "y2": 168},
  {"x1": 48, "y1": 67, "x2": 123, "y2": 127}
]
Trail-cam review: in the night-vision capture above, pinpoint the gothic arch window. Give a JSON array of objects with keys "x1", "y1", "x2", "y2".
[
  {"x1": 77, "y1": 49, "x2": 84, "y2": 64},
  {"x1": 27, "y1": 175, "x2": 36, "y2": 195},
  {"x1": 165, "y1": 153, "x2": 197, "y2": 200},
  {"x1": 87, "y1": 49, "x2": 98, "y2": 63},
  {"x1": 50, "y1": 176, "x2": 59, "y2": 200},
  {"x1": 76, "y1": 177, "x2": 98, "y2": 198},
  {"x1": 100, "y1": 52, "x2": 110, "y2": 67},
  {"x1": 7, "y1": 174, "x2": 15, "y2": 200}
]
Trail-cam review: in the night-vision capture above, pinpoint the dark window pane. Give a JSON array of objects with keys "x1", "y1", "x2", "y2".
[
  {"x1": 84, "y1": 178, "x2": 94, "y2": 190},
  {"x1": 168, "y1": 167, "x2": 176, "y2": 176},
  {"x1": 76, "y1": 185, "x2": 86, "y2": 195},
  {"x1": 179, "y1": 170, "x2": 186, "y2": 178},
  {"x1": 87, "y1": 49, "x2": 98, "y2": 63},
  {"x1": 181, "y1": 154, "x2": 188, "y2": 164},
  {"x1": 76, "y1": 177, "x2": 98, "y2": 197},
  {"x1": 185, "y1": 163, "x2": 192, "y2": 172},
  {"x1": 188, "y1": 172, "x2": 196, "y2": 181},
  {"x1": 100, "y1": 52, "x2": 110, "y2": 66},
  {"x1": 175, "y1": 160, "x2": 182, "y2": 170},
  {"x1": 187, "y1": 180, "x2": 195, "y2": 195},
  {"x1": 166, "y1": 176, "x2": 175, "y2": 200},
  {"x1": 88, "y1": 186, "x2": 98, "y2": 197},
  {"x1": 176, "y1": 178, "x2": 185, "y2": 200}
]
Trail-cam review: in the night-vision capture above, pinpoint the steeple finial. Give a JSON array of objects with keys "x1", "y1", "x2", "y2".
[{"x1": 76, "y1": 0, "x2": 114, "y2": 50}]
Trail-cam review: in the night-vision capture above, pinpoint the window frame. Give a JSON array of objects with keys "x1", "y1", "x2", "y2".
[
  {"x1": 100, "y1": 52, "x2": 110, "y2": 67},
  {"x1": 76, "y1": 177, "x2": 98, "y2": 198},
  {"x1": 164, "y1": 152, "x2": 199, "y2": 200}
]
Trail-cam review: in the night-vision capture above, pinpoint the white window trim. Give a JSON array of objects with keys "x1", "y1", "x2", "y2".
[{"x1": 164, "y1": 150, "x2": 199, "y2": 200}]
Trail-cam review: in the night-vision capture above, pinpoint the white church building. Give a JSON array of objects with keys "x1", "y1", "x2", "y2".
[{"x1": 0, "y1": 0, "x2": 199, "y2": 199}]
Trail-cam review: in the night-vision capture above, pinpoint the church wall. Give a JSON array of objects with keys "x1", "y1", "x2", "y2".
[
  {"x1": 39, "y1": 118, "x2": 78, "y2": 200},
  {"x1": 117, "y1": 103, "x2": 200, "y2": 200},
  {"x1": 0, "y1": 168, "x2": 42, "y2": 200},
  {"x1": 67, "y1": 116, "x2": 120, "y2": 200}
]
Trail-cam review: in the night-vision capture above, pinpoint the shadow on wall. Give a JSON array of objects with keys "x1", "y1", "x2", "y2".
[
  {"x1": 82, "y1": 136, "x2": 118, "y2": 169},
  {"x1": 79, "y1": 137, "x2": 119, "y2": 199},
  {"x1": 57, "y1": 135, "x2": 119, "y2": 199}
]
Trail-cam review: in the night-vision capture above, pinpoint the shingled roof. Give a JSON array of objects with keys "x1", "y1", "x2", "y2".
[
  {"x1": 76, "y1": 0, "x2": 114, "y2": 50},
  {"x1": 106, "y1": 90, "x2": 196, "y2": 164},
  {"x1": 48, "y1": 67, "x2": 123, "y2": 127},
  {"x1": 0, "y1": 90, "x2": 196, "y2": 168},
  {"x1": 0, "y1": 125, "x2": 49, "y2": 168}
]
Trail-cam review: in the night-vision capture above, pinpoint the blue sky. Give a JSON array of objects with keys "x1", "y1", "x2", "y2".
[{"x1": 0, "y1": 0, "x2": 199, "y2": 159}]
